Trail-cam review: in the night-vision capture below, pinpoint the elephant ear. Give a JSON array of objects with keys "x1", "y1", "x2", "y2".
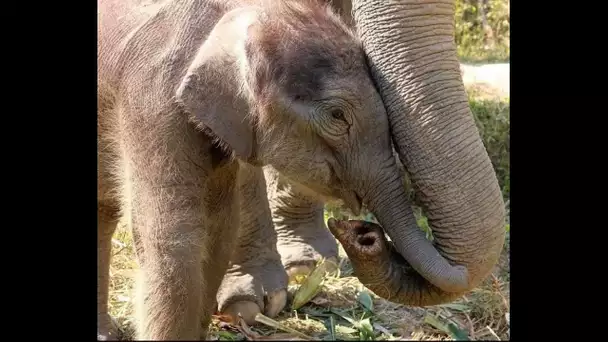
[{"x1": 175, "y1": 10, "x2": 257, "y2": 160}]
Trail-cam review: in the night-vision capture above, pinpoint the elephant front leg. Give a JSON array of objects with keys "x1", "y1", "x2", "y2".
[
  {"x1": 217, "y1": 164, "x2": 288, "y2": 325},
  {"x1": 131, "y1": 187, "x2": 209, "y2": 340},
  {"x1": 119, "y1": 122, "x2": 241, "y2": 339},
  {"x1": 264, "y1": 167, "x2": 339, "y2": 280},
  {"x1": 131, "y1": 164, "x2": 240, "y2": 340}
]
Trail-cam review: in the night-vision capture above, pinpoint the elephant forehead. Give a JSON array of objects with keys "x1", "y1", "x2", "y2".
[{"x1": 252, "y1": 1, "x2": 365, "y2": 98}]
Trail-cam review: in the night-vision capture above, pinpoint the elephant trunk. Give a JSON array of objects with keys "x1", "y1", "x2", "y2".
[
  {"x1": 328, "y1": 218, "x2": 465, "y2": 306},
  {"x1": 329, "y1": 168, "x2": 470, "y2": 306},
  {"x1": 341, "y1": 0, "x2": 506, "y2": 305}
]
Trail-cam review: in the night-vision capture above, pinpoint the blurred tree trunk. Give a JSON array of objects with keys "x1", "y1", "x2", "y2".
[{"x1": 478, "y1": 0, "x2": 496, "y2": 47}]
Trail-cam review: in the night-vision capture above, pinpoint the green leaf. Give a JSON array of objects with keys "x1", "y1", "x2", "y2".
[
  {"x1": 359, "y1": 318, "x2": 374, "y2": 335},
  {"x1": 335, "y1": 325, "x2": 358, "y2": 334},
  {"x1": 438, "y1": 303, "x2": 471, "y2": 312},
  {"x1": 364, "y1": 213, "x2": 376, "y2": 222},
  {"x1": 447, "y1": 323, "x2": 470, "y2": 341},
  {"x1": 323, "y1": 315, "x2": 336, "y2": 340},
  {"x1": 424, "y1": 314, "x2": 447, "y2": 331},
  {"x1": 217, "y1": 331, "x2": 238, "y2": 340},
  {"x1": 358, "y1": 291, "x2": 374, "y2": 313},
  {"x1": 330, "y1": 309, "x2": 356, "y2": 325},
  {"x1": 291, "y1": 260, "x2": 327, "y2": 310},
  {"x1": 424, "y1": 314, "x2": 470, "y2": 341}
]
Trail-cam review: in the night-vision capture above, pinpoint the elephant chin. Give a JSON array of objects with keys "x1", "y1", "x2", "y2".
[{"x1": 337, "y1": 189, "x2": 362, "y2": 217}]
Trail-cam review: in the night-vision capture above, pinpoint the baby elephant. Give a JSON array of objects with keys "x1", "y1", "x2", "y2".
[
  {"x1": 98, "y1": 0, "x2": 506, "y2": 338},
  {"x1": 98, "y1": 0, "x2": 509, "y2": 339},
  {"x1": 98, "y1": 0, "x2": 398, "y2": 339}
]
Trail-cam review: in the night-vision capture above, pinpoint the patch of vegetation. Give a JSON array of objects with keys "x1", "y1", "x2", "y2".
[
  {"x1": 455, "y1": 0, "x2": 510, "y2": 63},
  {"x1": 209, "y1": 255, "x2": 509, "y2": 341},
  {"x1": 467, "y1": 86, "x2": 510, "y2": 206}
]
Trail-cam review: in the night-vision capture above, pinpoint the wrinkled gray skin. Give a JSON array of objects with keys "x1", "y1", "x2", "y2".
[
  {"x1": 97, "y1": 0, "x2": 505, "y2": 340},
  {"x1": 218, "y1": 0, "x2": 350, "y2": 326},
  {"x1": 347, "y1": 0, "x2": 505, "y2": 305},
  {"x1": 217, "y1": 0, "x2": 506, "y2": 327},
  {"x1": 216, "y1": 164, "x2": 339, "y2": 325}
]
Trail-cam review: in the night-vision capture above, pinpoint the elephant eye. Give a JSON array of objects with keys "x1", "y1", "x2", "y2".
[{"x1": 330, "y1": 108, "x2": 346, "y2": 122}]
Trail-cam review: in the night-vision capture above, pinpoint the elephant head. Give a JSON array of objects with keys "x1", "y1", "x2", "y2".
[
  {"x1": 325, "y1": 0, "x2": 507, "y2": 305},
  {"x1": 177, "y1": 0, "x2": 505, "y2": 306}
]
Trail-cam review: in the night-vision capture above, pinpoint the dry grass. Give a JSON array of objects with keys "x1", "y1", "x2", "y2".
[
  {"x1": 107, "y1": 220, "x2": 138, "y2": 339},
  {"x1": 108, "y1": 220, "x2": 510, "y2": 341}
]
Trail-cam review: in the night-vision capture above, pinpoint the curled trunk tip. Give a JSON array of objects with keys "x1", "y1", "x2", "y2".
[{"x1": 327, "y1": 218, "x2": 468, "y2": 306}]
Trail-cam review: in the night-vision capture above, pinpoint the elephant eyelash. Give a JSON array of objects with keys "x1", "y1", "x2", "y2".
[
  {"x1": 329, "y1": 105, "x2": 354, "y2": 129},
  {"x1": 330, "y1": 108, "x2": 346, "y2": 122}
]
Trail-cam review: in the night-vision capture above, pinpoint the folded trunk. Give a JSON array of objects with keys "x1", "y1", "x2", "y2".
[{"x1": 341, "y1": 0, "x2": 506, "y2": 304}]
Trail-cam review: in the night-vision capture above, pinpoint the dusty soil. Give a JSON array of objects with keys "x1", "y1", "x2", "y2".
[{"x1": 461, "y1": 63, "x2": 509, "y2": 98}]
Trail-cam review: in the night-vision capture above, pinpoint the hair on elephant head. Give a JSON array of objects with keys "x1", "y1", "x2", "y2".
[{"x1": 177, "y1": 0, "x2": 390, "y2": 216}]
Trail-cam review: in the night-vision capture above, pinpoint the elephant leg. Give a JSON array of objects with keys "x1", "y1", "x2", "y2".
[
  {"x1": 98, "y1": 202, "x2": 120, "y2": 341},
  {"x1": 130, "y1": 166, "x2": 240, "y2": 339},
  {"x1": 264, "y1": 167, "x2": 339, "y2": 280},
  {"x1": 114, "y1": 114, "x2": 241, "y2": 340},
  {"x1": 218, "y1": 163, "x2": 288, "y2": 325}
]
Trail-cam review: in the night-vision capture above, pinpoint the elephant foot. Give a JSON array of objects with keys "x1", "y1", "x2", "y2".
[
  {"x1": 276, "y1": 222, "x2": 339, "y2": 282},
  {"x1": 97, "y1": 312, "x2": 119, "y2": 341},
  {"x1": 217, "y1": 259, "x2": 288, "y2": 325},
  {"x1": 222, "y1": 289, "x2": 287, "y2": 325}
]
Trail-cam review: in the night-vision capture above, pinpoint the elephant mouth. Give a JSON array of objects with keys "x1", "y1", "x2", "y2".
[
  {"x1": 324, "y1": 161, "x2": 362, "y2": 216},
  {"x1": 337, "y1": 189, "x2": 362, "y2": 216}
]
